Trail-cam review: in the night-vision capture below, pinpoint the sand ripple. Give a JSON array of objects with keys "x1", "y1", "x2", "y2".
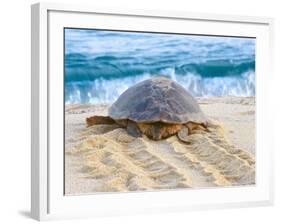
[{"x1": 68, "y1": 121, "x2": 255, "y2": 193}]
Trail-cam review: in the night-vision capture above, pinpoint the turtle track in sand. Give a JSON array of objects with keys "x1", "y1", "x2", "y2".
[{"x1": 67, "y1": 122, "x2": 255, "y2": 193}]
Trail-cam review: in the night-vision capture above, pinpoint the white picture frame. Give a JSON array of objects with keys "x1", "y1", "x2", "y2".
[{"x1": 31, "y1": 2, "x2": 274, "y2": 221}]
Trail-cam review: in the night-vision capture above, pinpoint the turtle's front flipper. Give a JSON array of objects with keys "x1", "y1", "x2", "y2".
[
  {"x1": 127, "y1": 121, "x2": 142, "y2": 138},
  {"x1": 177, "y1": 127, "x2": 191, "y2": 143},
  {"x1": 86, "y1": 116, "x2": 116, "y2": 127}
]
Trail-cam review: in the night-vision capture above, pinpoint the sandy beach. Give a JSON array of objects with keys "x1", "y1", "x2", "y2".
[{"x1": 64, "y1": 96, "x2": 255, "y2": 195}]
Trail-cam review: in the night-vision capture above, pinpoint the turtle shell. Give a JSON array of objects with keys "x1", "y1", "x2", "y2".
[{"x1": 108, "y1": 77, "x2": 207, "y2": 124}]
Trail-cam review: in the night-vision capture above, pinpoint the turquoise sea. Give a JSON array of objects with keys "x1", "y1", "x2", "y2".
[{"x1": 65, "y1": 28, "x2": 255, "y2": 104}]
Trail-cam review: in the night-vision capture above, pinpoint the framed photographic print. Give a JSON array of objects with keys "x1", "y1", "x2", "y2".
[{"x1": 31, "y1": 2, "x2": 274, "y2": 221}]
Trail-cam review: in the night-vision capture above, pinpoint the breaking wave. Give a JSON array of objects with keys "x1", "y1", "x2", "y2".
[{"x1": 65, "y1": 68, "x2": 255, "y2": 104}]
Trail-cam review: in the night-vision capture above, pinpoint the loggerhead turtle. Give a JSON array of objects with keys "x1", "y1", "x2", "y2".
[{"x1": 86, "y1": 77, "x2": 209, "y2": 142}]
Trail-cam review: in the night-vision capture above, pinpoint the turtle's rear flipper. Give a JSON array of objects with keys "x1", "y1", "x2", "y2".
[
  {"x1": 86, "y1": 116, "x2": 116, "y2": 127},
  {"x1": 177, "y1": 127, "x2": 191, "y2": 143},
  {"x1": 185, "y1": 122, "x2": 209, "y2": 134},
  {"x1": 127, "y1": 121, "x2": 142, "y2": 138}
]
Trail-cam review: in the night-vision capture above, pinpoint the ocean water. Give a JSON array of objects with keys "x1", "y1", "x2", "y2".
[{"x1": 65, "y1": 28, "x2": 255, "y2": 104}]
